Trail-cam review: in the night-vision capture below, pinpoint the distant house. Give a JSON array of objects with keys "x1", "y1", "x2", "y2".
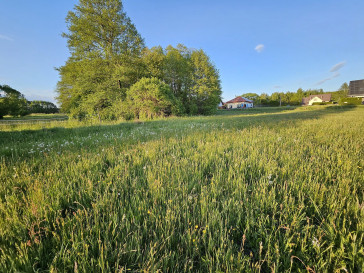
[
  {"x1": 349, "y1": 80, "x2": 364, "y2": 98},
  {"x1": 225, "y1": 96, "x2": 254, "y2": 109},
  {"x1": 302, "y1": 94, "x2": 332, "y2": 106}
]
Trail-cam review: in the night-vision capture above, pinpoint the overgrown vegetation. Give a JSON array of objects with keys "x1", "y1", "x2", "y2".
[
  {"x1": 338, "y1": 97, "x2": 363, "y2": 105},
  {"x1": 56, "y1": 0, "x2": 222, "y2": 120},
  {"x1": 0, "y1": 106, "x2": 363, "y2": 272}
]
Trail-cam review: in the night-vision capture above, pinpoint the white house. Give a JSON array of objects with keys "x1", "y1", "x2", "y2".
[
  {"x1": 302, "y1": 94, "x2": 332, "y2": 106},
  {"x1": 225, "y1": 96, "x2": 254, "y2": 109}
]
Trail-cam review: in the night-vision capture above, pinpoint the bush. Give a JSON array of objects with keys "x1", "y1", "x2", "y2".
[
  {"x1": 338, "y1": 97, "x2": 363, "y2": 105},
  {"x1": 124, "y1": 77, "x2": 183, "y2": 120},
  {"x1": 312, "y1": 102, "x2": 332, "y2": 105}
]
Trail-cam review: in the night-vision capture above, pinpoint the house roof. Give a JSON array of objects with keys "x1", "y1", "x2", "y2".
[
  {"x1": 302, "y1": 93, "x2": 332, "y2": 105},
  {"x1": 307, "y1": 94, "x2": 332, "y2": 101},
  {"x1": 225, "y1": 96, "x2": 253, "y2": 104}
]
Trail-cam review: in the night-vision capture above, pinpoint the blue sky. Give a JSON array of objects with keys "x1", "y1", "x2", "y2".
[{"x1": 1, "y1": 0, "x2": 363, "y2": 103}]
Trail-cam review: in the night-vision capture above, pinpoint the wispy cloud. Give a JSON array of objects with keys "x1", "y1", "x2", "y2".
[
  {"x1": 316, "y1": 72, "x2": 340, "y2": 86},
  {"x1": 330, "y1": 61, "x2": 346, "y2": 72},
  {"x1": 0, "y1": 34, "x2": 13, "y2": 41},
  {"x1": 254, "y1": 44, "x2": 264, "y2": 53},
  {"x1": 273, "y1": 85, "x2": 281, "y2": 89},
  {"x1": 315, "y1": 61, "x2": 346, "y2": 86}
]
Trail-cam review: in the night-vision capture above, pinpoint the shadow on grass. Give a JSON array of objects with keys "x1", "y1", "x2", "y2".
[
  {"x1": 0, "y1": 105, "x2": 360, "y2": 155},
  {"x1": 215, "y1": 106, "x2": 298, "y2": 116}
]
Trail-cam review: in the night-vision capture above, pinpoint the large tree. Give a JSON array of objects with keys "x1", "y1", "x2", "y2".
[
  {"x1": 163, "y1": 44, "x2": 193, "y2": 113},
  {"x1": 57, "y1": 0, "x2": 145, "y2": 119},
  {"x1": 141, "y1": 45, "x2": 222, "y2": 116},
  {"x1": 190, "y1": 49, "x2": 222, "y2": 115},
  {"x1": 0, "y1": 85, "x2": 28, "y2": 118}
]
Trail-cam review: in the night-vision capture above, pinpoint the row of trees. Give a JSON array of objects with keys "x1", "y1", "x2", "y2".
[
  {"x1": 28, "y1": 101, "x2": 59, "y2": 114},
  {"x1": 0, "y1": 85, "x2": 28, "y2": 118},
  {"x1": 0, "y1": 84, "x2": 58, "y2": 118},
  {"x1": 241, "y1": 83, "x2": 350, "y2": 106},
  {"x1": 56, "y1": 0, "x2": 222, "y2": 120}
]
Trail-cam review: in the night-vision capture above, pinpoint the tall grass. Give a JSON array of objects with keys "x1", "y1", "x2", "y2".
[{"x1": 0, "y1": 106, "x2": 363, "y2": 272}]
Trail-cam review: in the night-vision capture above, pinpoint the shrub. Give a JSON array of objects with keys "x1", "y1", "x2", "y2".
[
  {"x1": 124, "y1": 77, "x2": 183, "y2": 119},
  {"x1": 338, "y1": 97, "x2": 363, "y2": 105},
  {"x1": 312, "y1": 102, "x2": 332, "y2": 105}
]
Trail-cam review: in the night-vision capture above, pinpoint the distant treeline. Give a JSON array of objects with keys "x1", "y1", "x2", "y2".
[
  {"x1": 0, "y1": 84, "x2": 58, "y2": 118},
  {"x1": 56, "y1": 0, "x2": 222, "y2": 121},
  {"x1": 240, "y1": 83, "x2": 349, "y2": 106}
]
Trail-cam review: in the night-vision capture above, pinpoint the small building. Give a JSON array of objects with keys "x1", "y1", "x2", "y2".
[
  {"x1": 349, "y1": 80, "x2": 364, "y2": 98},
  {"x1": 302, "y1": 94, "x2": 332, "y2": 106},
  {"x1": 225, "y1": 96, "x2": 254, "y2": 109}
]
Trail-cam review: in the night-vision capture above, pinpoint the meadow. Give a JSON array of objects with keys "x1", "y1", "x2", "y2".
[
  {"x1": 1, "y1": 113, "x2": 68, "y2": 121},
  {"x1": 0, "y1": 106, "x2": 363, "y2": 272}
]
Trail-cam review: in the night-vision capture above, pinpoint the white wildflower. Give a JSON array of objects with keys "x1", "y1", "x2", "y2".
[{"x1": 312, "y1": 237, "x2": 319, "y2": 247}]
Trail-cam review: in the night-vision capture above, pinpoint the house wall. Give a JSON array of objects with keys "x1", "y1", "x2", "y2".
[
  {"x1": 308, "y1": 97, "x2": 323, "y2": 105},
  {"x1": 226, "y1": 102, "x2": 253, "y2": 109}
]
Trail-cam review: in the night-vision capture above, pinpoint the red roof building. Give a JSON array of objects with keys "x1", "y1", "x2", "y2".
[{"x1": 225, "y1": 96, "x2": 254, "y2": 109}]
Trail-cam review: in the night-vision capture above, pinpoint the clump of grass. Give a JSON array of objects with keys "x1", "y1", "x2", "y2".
[{"x1": 0, "y1": 106, "x2": 363, "y2": 272}]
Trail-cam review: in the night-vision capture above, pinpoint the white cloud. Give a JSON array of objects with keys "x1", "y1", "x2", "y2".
[
  {"x1": 0, "y1": 34, "x2": 13, "y2": 41},
  {"x1": 254, "y1": 44, "x2": 264, "y2": 53},
  {"x1": 316, "y1": 72, "x2": 340, "y2": 86},
  {"x1": 330, "y1": 61, "x2": 346, "y2": 72},
  {"x1": 315, "y1": 61, "x2": 346, "y2": 86}
]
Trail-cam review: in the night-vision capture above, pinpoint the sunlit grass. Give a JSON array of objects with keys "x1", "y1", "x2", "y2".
[
  {"x1": 2, "y1": 113, "x2": 68, "y2": 120},
  {"x1": 0, "y1": 106, "x2": 363, "y2": 272}
]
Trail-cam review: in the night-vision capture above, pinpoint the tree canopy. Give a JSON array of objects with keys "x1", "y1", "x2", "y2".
[
  {"x1": 57, "y1": 0, "x2": 222, "y2": 120},
  {"x1": 0, "y1": 85, "x2": 28, "y2": 118},
  {"x1": 0, "y1": 85, "x2": 58, "y2": 118},
  {"x1": 57, "y1": 0, "x2": 145, "y2": 120}
]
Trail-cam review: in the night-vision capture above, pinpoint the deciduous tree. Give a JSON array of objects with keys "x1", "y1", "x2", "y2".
[{"x1": 57, "y1": 0, "x2": 144, "y2": 119}]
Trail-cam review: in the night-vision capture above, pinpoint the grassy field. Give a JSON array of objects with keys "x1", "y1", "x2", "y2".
[
  {"x1": 1, "y1": 113, "x2": 68, "y2": 121},
  {"x1": 0, "y1": 106, "x2": 363, "y2": 272}
]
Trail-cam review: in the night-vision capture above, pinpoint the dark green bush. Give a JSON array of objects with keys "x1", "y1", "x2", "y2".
[
  {"x1": 312, "y1": 101, "x2": 332, "y2": 105},
  {"x1": 338, "y1": 97, "x2": 363, "y2": 105}
]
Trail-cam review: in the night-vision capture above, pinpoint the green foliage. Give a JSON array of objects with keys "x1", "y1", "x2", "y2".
[
  {"x1": 312, "y1": 102, "x2": 332, "y2": 105},
  {"x1": 0, "y1": 84, "x2": 29, "y2": 118},
  {"x1": 141, "y1": 45, "x2": 222, "y2": 116},
  {"x1": 28, "y1": 101, "x2": 59, "y2": 114},
  {"x1": 190, "y1": 50, "x2": 222, "y2": 115},
  {"x1": 252, "y1": 85, "x2": 351, "y2": 107},
  {"x1": 57, "y1": 0, "x2": 145, "y2": 119},
  {"x1": 142, "y1": 46, "x2": 166, "y2": 80},
  {"x1": 338, "y1": 97, "x2": 362, "y2": 105},
  {"x1": 331, "y1": 83, "x2": 349, "y2": 102},
  {"x1": 241, "y1": 93, "x2": 261, "y2": 104},
  {"x1": 0, "y1": 106, "x2": 363, "y2": 271},
  {"x1": 57, "y1": 1, "x2": 222, "y2": 120},
  {"x1": 123, "y1": 77, "x2": 182, "y2": 119}
]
